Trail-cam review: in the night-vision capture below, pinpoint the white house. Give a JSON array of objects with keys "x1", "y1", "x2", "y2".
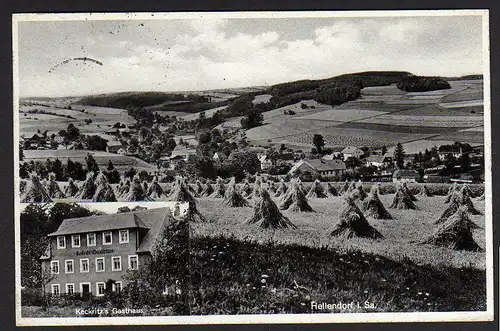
[
  {"x1": 392, "y1": 169, "x2": 420, "y2": 183},
  {"x1": 341, "y1": 147, "x2": 364, "y2": 161},
  {"x1": 365, "y1": 154, "x2": 392, "y2": 168}
]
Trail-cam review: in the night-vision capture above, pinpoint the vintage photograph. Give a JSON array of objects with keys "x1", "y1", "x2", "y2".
[{"x1": 14, "y1": 10, "x2": 492, "y2": 325}]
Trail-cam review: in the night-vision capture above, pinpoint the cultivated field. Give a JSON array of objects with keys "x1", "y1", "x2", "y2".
[
  {"x1": 186, "y1": 181, "x2": 486, "y2": 314},
  {"x1": 23, "y1": 150, "x2": 156, "y2": 173},
  {"x1": 193, "y1": 194, "x2": 485, "y2": 269},
  {"x1": 245, "y1": 79, "x2": 485, "y2": 150},
  {"x1": 19, "y1": 101, "x2": 135, "y2": 137}
]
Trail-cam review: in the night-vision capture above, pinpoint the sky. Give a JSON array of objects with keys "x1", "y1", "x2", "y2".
[{"x1": 16, "y1": 13, "x2": 485, "y2": 97}]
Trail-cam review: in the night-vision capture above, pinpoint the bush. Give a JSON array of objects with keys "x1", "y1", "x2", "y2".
[{"x1": 21, "y1": 288, "x2": 45, "y2": 306}]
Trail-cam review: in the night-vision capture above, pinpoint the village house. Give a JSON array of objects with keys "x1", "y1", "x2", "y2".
[
  {"x1": 289, "y1": 159, "x2": 347, "y2": 177},
  {"x1": 106, "y1": 141, "x2": 127, "y2": 155},
  {"x1": 438, "y1": 145, "x2": 464, "y2": 161},
  {"x1": 321, "y1": 152, "x2": 342, "y2": 161},
  {"x1": 40, "y1": 207, "x2": 179, "y2": 297},
  {"x1": 169, "y1": 147, "x2": 197, "y2": 162},
  {"x1": 392, "y1": 169, "x2": 421, "y2": 183},
  {"x1": 341, "y1": 147, "x2": 364, "y2": 161},
  {"x1": 365, "y1": 154, "x2": 393, "y2": 168}
]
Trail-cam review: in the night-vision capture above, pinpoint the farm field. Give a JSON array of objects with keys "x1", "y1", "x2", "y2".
[
  {"x1": 356, "y1": 115, "x2": 483, "y2": 128},
  {"x1": 283, "y1": 127, "x2": 433, "y2": 148},
  {"x1": 338, "y1": 122, "x2": 462, "y2": 134},
  {"x1": 427, "y1": 131, "x2": 485, "y2": 144},
  {"x1": 19, "y1": 102, "x2": 135, "y2": 138},
  {"x1": 393, "y1": 105, "x2": 483, "y2": 116},
  {"x1": 296, "y1": 109, "x2": 388, "y2": 122},
  {"x1": 23, "y1": 150, "x2": 156, "y2": 173},
  {"x1": 181, "y1": 105, "x2": 228, "y2": 121},
  {"x1": 187, "y1": 183, "x2": 486, "y2": 314},
  {"x1": 245, "y1": 79, "x2": 484, "y2": 152},
  {"x1": 246, "y1": 119, "x2": 336, "y2": 142},
  {"x1": 193, "y1": 193, "x2": 485, "y2": 270}
]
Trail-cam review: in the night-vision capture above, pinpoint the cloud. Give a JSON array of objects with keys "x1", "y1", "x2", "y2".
[{"x1": 17, "y1": 16, "x2": 484, "y2": 97}]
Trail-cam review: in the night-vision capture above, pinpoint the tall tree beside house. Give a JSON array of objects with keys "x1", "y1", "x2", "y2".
[
  {"x1": 312, "y1": 134, "x2": 325, "y2": 154},
  {"x1": 394, "y1": 143, "x2": 405, "y2": 168}
]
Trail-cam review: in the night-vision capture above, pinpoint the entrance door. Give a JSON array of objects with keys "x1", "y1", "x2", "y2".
[{"x1": 81, "y1": 283, "x2": 91, "y2": 299}]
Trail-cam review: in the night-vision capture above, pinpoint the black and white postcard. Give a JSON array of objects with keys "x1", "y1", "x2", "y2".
[{"x1": 13, "y1": 10, "x2": 492, "y2": 326}]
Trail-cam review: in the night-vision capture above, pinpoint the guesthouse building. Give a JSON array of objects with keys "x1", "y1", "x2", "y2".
[{"x1": 40, "y1": 207, "x2": 176, "y2": 297}]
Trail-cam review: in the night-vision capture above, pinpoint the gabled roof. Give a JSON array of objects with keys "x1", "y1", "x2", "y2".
[
  {"x1": 291, "y1": 159, "x2": 346, "y2": 173},
  {"x1": 366, "y1": 154, "x2": 391, "y2": 163},
  {"x1": 48, "y1": 207, "x2": 170, "y2": 237},
  {"x1": 341, "y1": 146, "x2": 363, "y2": 154}
]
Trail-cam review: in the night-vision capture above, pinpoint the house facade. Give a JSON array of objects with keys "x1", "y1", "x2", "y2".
[
  {"x1": 40, "y1": 207, "x2": 175, "y2": 297},
  {"x1": 392, "y1": 169, "x2": 421, "y2": 183},
  {"x1": 437, "y1": 146, "x2": 464, "y2": 161},
  {"x1": 289, "y1": 159, "x2": 347, "y2": 177},
  {"x1": 365, "y1": 154, "x2": 393, "y2": 168},
  {"x1": 341, "y1": 147, "x2": 364, "y2": 161}
]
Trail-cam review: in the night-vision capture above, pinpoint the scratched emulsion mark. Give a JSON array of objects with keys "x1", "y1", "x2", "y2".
[{"x1": 48, "y1": 57, "x2": 103, "y2": 73}]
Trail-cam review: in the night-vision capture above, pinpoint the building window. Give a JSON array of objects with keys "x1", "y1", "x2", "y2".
[
  {"x1": 71, "y1": 235, "x2": 81, "y2": 248},
  {"x1": 57, "y1": 236, "x2": 66, "y2": 249},
  {"x1": 113, "y1": 281, "x2": 123, "y2": 293},
  {"x1": 66, "y1": 283, "x2": 75, "y2": 295},
  {"x1": 87, "y1": 233, "x2": 96, "y2": 247},
  {"x1": 50, "y1": 261, "x2": 59, "y2": 274},
  {"x1": 96, "y1": 257, "x2": 105, "y2": 272},
  {"x1": 119, "y1": 230, "x2": 129, "y2": 244},
  {"x1": 103, "y1": 232, "x2": 112, "y2": 245},
  {"x1": 111, "y1": 256, "x2": 122, "y2": 271},
  {"x1": 51, "y1": 284, "x2": 60, "y2": 296},
  {"x1": 128, "y1": 255, "x2": 138, "y2": 270},
  {"x1": 96, "y1": 282, "x2": 106, "y2": 297},
  {"x1": 65, "y1": 260, "x2": 74, "y2": 274},
  {"x1": 80, "y1": 258, "x2": 89, "y2": 273}
]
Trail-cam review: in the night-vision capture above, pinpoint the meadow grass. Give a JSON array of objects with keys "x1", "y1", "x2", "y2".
[{"x1": 189, "y1": 234, "x2": 486, "y2": 314}]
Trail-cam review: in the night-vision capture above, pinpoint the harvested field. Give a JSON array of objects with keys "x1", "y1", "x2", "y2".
[
  {"x1": 193, "y1": 194, "x2": 485, "y2": 269},
  {"x1": 394, "y1": 105, "x2": 483, "y2": 116},
  {"x1": 338, "y1": 122, "x2": 461, "y2": 134},
  {"x1": 439, "y1": 100, "x2": 484, "y2": 108},
  {"x1": 357, "y1": 115, "x2": 483, "y2": 128},
  {"x1": 441, "y1": 89, "x2": 483, "y2": 103},
  {"x1": 296, "y1": 109, "x2": 388, "y2": 122},
  {"x1": 245, "y1": 119, "x2": 335, "y2": 141},
  {"x1": 23, "y1": 150, "x2": 156, "y2": 173},
  {"x1": 261, "y1": 100, "x2": 332, "y2": 123},
  {"x1": 334, "y1": 102, "x2": 420, "y2": 112},
  {"x1": 428, "y1": 131, "x2": 484, "y2": 144}
]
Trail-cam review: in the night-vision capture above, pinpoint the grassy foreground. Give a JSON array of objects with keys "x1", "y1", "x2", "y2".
[{"x1": 189, "y1": 235, "x2": 486, "y2": 315}]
